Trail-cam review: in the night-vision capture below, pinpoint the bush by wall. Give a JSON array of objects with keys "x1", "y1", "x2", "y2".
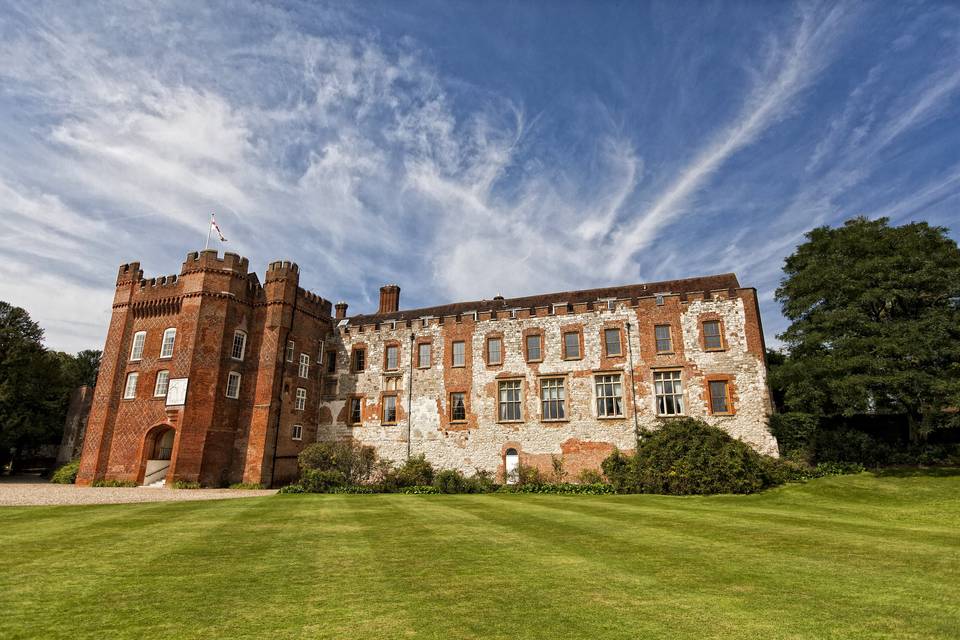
[
  {"x1": 768, "y1": 412, "x2": 818, "y2": 461},
  {"x1": 91, "y1": 479, "x2": 137, "y2": 487},
  {"x1": 173, "y1": 480, "x2": 201, "y2": 489},
  {"x1": 298, "y1": 441, "x2": 376, "y2": 484},
  {"x1": 50, "y1": 460, "x2": 80, "y2": 484}
]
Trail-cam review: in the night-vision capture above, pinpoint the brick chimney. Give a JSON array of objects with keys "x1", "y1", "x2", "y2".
[
  {"x1": 334, "y1": 301, "x2": 348, "y2": 320},
  {"x1": 378, "y1": 285, "x2": 400, "y2": 314}
]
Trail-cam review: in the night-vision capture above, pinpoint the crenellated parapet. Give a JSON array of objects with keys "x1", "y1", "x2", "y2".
[
  {"x1": 180, "y1": 250, "x2": 250, "y2": 276},
  {"x1": 116, "y1": 262, "x2": 143, "y2": 286}
]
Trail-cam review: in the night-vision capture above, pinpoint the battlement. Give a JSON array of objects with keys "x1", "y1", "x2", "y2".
[
  {"x1": 296, "y1": 287, "x2": 333, "y2": 317},
  {"x1": 180, "y1": 250, "x2": 250, "y2": 275},
  {"x1": 138, "y1": 274, "x2": 180, "y2": 289},
  {"x1": 265, "y1": 260, "x2": 299, "y2": 282},
  {"x1": 116, "y1": 262, "x2": 143, "y2": 286}
]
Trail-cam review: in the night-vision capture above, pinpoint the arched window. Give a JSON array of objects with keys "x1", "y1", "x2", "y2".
[{"x1": 505, "y1": 448, "x2": 519, "y2": 485}]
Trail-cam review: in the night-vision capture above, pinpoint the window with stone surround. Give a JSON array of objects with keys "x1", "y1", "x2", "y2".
[
  {"x1": 594, "y1": 374, "x2": 623, "y2": 417},
  {"x1": 452, "y1": 341, "x2": 465, "y2": 367},
  {"x1": 299, "y1": 353, "x2": 310, "y2": 378},
  {"x1": 352, "y1": 347, "x2": 366, "y2": 372},
  {"x1": 603, "y1": 328, "x2": 623, "y2": 357},
  {"x1": 226, "y1": 372, "x2": 242, "y2": 399},
  {"x1": 525, "y1": 334, "x2": 543, "y2": 362},
  {"x1": 382, "y1": 395, "x2": 397, "y2": 424},
  {"x1": 349, "y1": 397, "x2": 362, "y2": 424},
  {"x1": 385, "y1": 344, "x2": 399, "y2": 371},
  {"x1": 294, "y1": 387, "x2": 306, "y2": 410},
  {"x1": 160, "y1": 328, "x2": 177, "y2": 359},
  {"x1": 708, "y1": 380, "x2": 733, "y2": 415},
  {"x1": 418, "y1": 342, "x2": 431, "y2": 368},
  {"x1": 326, "y1": 351, "x2": 336, "y2": 373},
  {"x1": 232, "y1": 331, "x2": 247, "y2": 360},
  {"x1": 323, "y1": 378, "x2": 337, "y2": 399},
  {"x1": 655, "y1": 325, "x2": 673, "y2": 353},
  {"x1": 154, "y1": 370, "x2": 170, "y2": 397},
  {"x1": 654, "y1": 370, "x2": 684, "y2": 416},
  {"x1": 285, "y1": 340, "x2": 295, "y2": 362},
  {"x1": 702, "y1": 320, "x2": 724, "y2": 350},
  {"x1": 291, "y1": 424, "x2": 303, "y2": 441},
  {"x1": 450, "y1": 392, "x2": 466, "y2": 422},
  {"x1": 130, "y1": 331, "x2": 146, "y2": 361},
  {"x1": 563, "y1": 331, "x2": 581, "y2": 360},
  {"x1": 123, "y1": 372, "x2": 138, "y2": 399},
  {"x1": 486, "y1": 336, "x2": 502, "y2": 365},
  {"x1": 498, "y1": 380, "x2": 522, "y2": 421},
  {"x1": 540, "y1": 377, "x2": 566, "y2": 420}
]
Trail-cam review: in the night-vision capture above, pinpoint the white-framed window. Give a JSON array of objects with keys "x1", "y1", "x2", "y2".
[
  {"x1": 418, "y1": 342, "x2": 431, "y2": 368},
  {"x1": 655, "y1": 325, "x2": 673, "y2": 353},
  {"x1": 299, "y1": 353, "x2": 310, "y2": 379},
  {"x1": 486, "y1": 336, "x2": 502, "y2": 365},
  {"x1": 286, "y1": 340, "x2": 295, "y2": 362},
  {"x1": 452, "y1": 341, "x2": 465, "y2": 367},
  {"x1": 226, "y1": 372, "x2": 241, "y2": 399},
  {"x1": 160, "y1": 328, "x2": 176, "y2": 358},
  {"x1": 123, "y1": 372, "x2": 138, "y2": 399},
  {"x1": 654, "y1": 370, "x2": 684, "y2": 416},
  {"x1": 130, "y1": 331, "x2": 146, "y2": 361},
  {"x1": 231, "y1": 331, "x2": 247, "y2": 360},
  {"x1": 604, "y1": 328, "x2": 622, "y2": 357},
  {"x1": 295, "y1": 387, "x2": 307, "y2": 411},
  {"x1": 540, "y1": 377, "x2": 566, "y2": 420},
  {"x1": 595, "y1": 374, "x2": 624, "y2": 417},
  {"x1": 385, "y1": 345, "x2": 399, "y2": 371},
  {"x1": 382, "y1": 395, "x2": 397, "y2": 423},
  {"x1": 291, "y1": 424, "x2": 303, "y2": 441},
  {"x1": 498, "y1": 380, "x2": 522, "y2": 421},
  {"x1": 317, "y1": 345, "x2": 324, "y2": 366},
  {"x1": 154, "y1": 370, "x2": 170, "y2": 397}
]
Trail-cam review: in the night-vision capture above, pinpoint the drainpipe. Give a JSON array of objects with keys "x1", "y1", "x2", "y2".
[
  {"x1": 406, "y1": 331, "x2": 415, "y2": 460},
  {"x1": 269, "y1": 292, "x2": 298, "y2": 488},
  {"x1": 626, "y1": 321, "x2": 641, "y2": 450}
]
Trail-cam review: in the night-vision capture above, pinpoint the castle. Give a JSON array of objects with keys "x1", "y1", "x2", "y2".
[{"x1": 76, "y1": 249, "x2": 777, "y2": 487}]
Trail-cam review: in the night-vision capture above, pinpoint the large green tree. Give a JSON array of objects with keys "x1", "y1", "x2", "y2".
[
  {"x1": 775, "y1": 217, "x2": 960, "y2": 441},
  {"x1": 0, "y1": 302, "x2": 101, "y2": 469}
]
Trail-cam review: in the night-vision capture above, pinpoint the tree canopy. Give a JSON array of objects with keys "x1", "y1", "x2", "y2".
[{"x1": 775, "y1": 217, "x2": 960, "y2": 439}]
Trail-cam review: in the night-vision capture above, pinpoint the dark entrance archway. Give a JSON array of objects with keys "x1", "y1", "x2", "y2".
[{"x1": 139, "y1": 424, "x2": 176, "y2": 486}]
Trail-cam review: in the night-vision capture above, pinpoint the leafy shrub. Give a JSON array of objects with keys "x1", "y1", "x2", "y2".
[
  {"x1": 91, "y1": 479, "x2": 138, "y2": 487},
  {"x1": 400, "y1": 485, "x2": 440, "y2": 494},
  {"x1": 549, "y1": 455, "x2": 567, "y2": 482},
  {"x1": 499, "y1": 482, "x2": 615, "y2": 495},
  {"x1": 173, "y1": 480, "x2": 201, "y2": 489},
  {"x1": 577, "y1": 469, "x2": 605, "y2": 484},
  {"x1": 278, "y1": 484, "x2": 306, "y2": 494},
  {"x1": 228, "y1": 482, "x2": 264, "y2": 490},
  {"x1": 434, "y1": 469, "x2": 470, "y2": 494},
  {"x1": 328, "y1": 485, "x2": 376, "y2": 494},
  {"x1": 515, "y1": 463, "x2": 542, "y2": 486},
  {"x1": 605, "y1": 418, "x2": 780, "y2": 495},
  {"x1": 300, "y1": 469, "x2": 346, "y2": 492},
  {"x1": 467, "y1": 468, "x2": 499, "y2": 493},
  {"x1": 394, "y1": 454, "x2": 435, "y2": 487},
  {"x1": 50, "y1": 460, "x2": 80, "y2": 484},
  {"x1": 601, "y1": 448, "x2": 631, "y2": 492},
  {"x1": 768, "y1": 412, "x2": 818, "y2": 461},
  {"x1": 298, "y1": 441, "x2": 376, "y2": 484},
  {"x1": 813, "y1": 428, "x2": 891, "y2": 466}
]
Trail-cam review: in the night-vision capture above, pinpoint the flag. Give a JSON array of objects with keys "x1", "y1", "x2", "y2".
[{"x1": 211, "y1": 214, "x2": 227, "y2": 242}]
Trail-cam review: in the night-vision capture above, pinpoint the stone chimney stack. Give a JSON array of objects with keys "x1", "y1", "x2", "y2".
[
  {"x1": 334, "y1": 301, "x2": 349, "y2": 320},
  {"x1": 378, "y1": 285, "x2": 400, "y2": 314}
]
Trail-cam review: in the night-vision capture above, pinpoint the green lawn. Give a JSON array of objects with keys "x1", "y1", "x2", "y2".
[{"x1": 2, "y1": 472, "x2": 959, "y2": 639}]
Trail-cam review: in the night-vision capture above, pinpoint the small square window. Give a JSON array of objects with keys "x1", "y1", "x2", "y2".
[
  {"x1": 130, "y1": 331, "x2": 146, "y2": 361},
  {"x1": 382, "y1": 396, "x2": 397, "y2": 424},
  {"x1": 525, "y1": 334, "x2": 542, "y2": 361},
  {"x1": 604, "y1": 328, "x2": 622, "y2": 357},
  {"x1": 655, "y1": 325, "x2": 673, "y2": 353},
  {"x1": 349, "y1": 397, "x2": 362, "y2": 424},
  {"x1": 160, "y1": 328, "x2": 176, "y2": 358},
  {"x1": 231, "y1": 331, "x2": 247, "y2": 360},
  {"x1": 154, "y1": 370, "x2": 170, "y2": 397},
  {"x1": 450, "y1": 392, "x2": 466, "y2": 422},
  {"x1": 123, "y1": 372, "x2": 138, "y2": 399},
  {"x1": 452, "y1": 341, "x2": 465, "y2": 367},
  {"x1": 486, "y1": 337, "x2": 502, "y2": 365},
  {"x1": 295, "y1": 387, "x2": 307, "y2": 411},
  {"x1": 299, "y1": 353, "x2": 310, "y2": 379},
  {"x1": 385, "y1": 345, "x2": 399, "y2": 371},
  {"x1": 703, "y1": 320, "x2": 724, "y2": 350},
  {"x1": 418, "y1": 343, "x2": 431, "y2": 368},
  {"x1": 563, "y1": 332, "x2": 580, "y2": 359},
  {"x1": 291, "y1": 424, "x2": 303, "y2": 441},
  {"x1": 226, "y1": 372, "x2": 242, "y2": 399}
]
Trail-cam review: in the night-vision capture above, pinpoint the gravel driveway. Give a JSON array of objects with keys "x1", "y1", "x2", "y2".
[{"x1": 0, "y1": 476, "x2": 276, "y2": 506}]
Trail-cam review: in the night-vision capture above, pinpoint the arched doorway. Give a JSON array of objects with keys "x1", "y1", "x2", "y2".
[
  {"x1": 505, "y1": 448, "x2": 519, "y2": 485},
  {"x1": 141, "y1": 425, "x2": 175, "y2": 487}
]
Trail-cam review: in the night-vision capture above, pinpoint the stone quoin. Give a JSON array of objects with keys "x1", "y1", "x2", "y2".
[{"x1": 77, "y1": 249, "x2": 777, "y2": 487}]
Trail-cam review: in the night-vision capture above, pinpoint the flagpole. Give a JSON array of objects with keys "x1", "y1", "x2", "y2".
[{"x1": 204, "y1": 215, "x2": 212, "y2": 250}]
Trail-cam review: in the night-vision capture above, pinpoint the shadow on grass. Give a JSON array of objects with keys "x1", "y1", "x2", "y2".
[{"x1": 871, "y1": 466, "x2": 960, "y2": 478}]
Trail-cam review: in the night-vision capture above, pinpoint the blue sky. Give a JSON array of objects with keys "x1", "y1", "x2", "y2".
[{"x1": 0, "y1": 0, "x2": 958, "y2": 353}]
